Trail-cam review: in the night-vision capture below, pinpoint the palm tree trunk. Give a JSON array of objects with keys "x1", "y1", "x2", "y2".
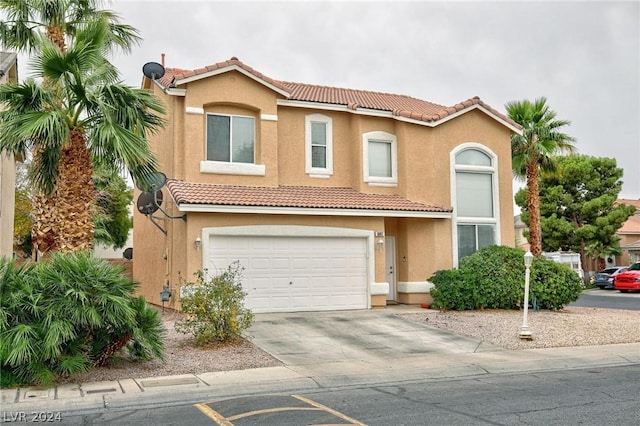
[
  {"x1": 30, "y1": 147, "x2": 58, "y2": 258},
  {"x1": 526, "y1": 155, "x2": 542, "y2": 257},
  {"x1": 29, "y1": 25, "x2": 68, "y2": 257},
  {"x1": 46, "y1": 25, "x2": 66, "y2": 51},
  {"x1": 55, "y1": 128, "x2": 96, "y2": 252},
  {"x1": 31, "y1": 191, "x2": 58, "y2": 258}
]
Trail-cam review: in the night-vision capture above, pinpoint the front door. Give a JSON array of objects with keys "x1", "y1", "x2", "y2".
[{"x1": 385, "y1": 236, "x2": 396, "y2": 301}]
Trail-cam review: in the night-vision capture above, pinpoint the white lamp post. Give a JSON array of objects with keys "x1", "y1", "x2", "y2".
[{"x1": 520, "y1": 251, "x2": 534, "y2": 340}]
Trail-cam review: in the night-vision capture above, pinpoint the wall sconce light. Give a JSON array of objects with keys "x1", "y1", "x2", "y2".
[
  {"x1": 377, "y1": 238, "x2": 384, "y2": 251},
  {"x1": 194, "y1": 236, "x2": 202, "y2": 251}
]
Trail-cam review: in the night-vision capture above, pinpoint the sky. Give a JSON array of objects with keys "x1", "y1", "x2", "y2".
[{"x1": 14, "y1": 0, "x2": 640, "y2": 201}]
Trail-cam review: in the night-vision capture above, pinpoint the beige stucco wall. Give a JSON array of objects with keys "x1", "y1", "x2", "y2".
[
  {"x1": 168, "y1": 73, "x2": 282, "y2": 187},
  {"x1": 0, "y1": 54, "x2": 17, "y2": 260},
  {"x1": 134, "y1": 209, "x2": 459, "y2": 309},
  {"x1": 0, "y1": 152, "x2": 16, "y2": 259},
  {"x1": 134, "y1": 68, "x2": 516, "y2": 309},
  {"x1": 135, "y1": 209, "x2": 390, "y2": 309},
  {"x1": 618, "y1": 233, "x2": 640, "y2": 265}
]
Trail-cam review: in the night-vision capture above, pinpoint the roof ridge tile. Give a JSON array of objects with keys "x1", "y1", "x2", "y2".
[{"x1": 153, "y1": 57, "x2": 520, "y2": 129}]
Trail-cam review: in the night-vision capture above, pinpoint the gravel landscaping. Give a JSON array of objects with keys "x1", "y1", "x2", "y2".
[
  {"x1": 64, "y1": 305, "x2": 640, "y2": 384},
  {"x1": 399, "y1": 306, "x2": 640, "y2": 350}
]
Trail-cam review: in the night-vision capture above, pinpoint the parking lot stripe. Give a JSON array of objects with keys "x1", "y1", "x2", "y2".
[
  {"x1": 194, "y1": 402, "x2": 233, "y2": 425},
  {"x1": 292, "y1": 394, "x2": 367, "y2": 426},
  {"x1": 228, "y1": 407, "x2": 321, "y2": 421}
]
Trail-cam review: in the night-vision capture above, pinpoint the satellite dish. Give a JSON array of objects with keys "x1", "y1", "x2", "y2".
[
  {"x1": 142, "y1": 61, "x2": 165, "y2": 80},
  {"x1": 136, "y1": 171, "x2": 167, "y2": 193},
  {"x1": 123, "y1": 247, "x2": 133, "y2": 260},
  {"x1": 136, "y1": 190, "x2": 163, "y2": 215}
]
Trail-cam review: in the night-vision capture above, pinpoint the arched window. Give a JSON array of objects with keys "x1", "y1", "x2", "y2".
[{"x1": 452, "y1": 145, "x2": 499, "y2": 262}]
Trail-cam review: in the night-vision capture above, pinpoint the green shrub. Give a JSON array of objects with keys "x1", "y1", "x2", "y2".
[
  {"x1": 429, "y1": 245, "x2": 582, "y2": 311},
  {"x1": 530, "y1": 258, "x2": 583, "y2": 310},
  {"x1": 0, "y1": 252, "x2": 165, "y2": 387},
  {"x1": 175, "y1": 262, "x2": 254, "y2": 346},
  {"x1": 458, "y1": 245, "x2": 528, "y2": 309},
  {"x1": 429, "y1": 269, "x2": 475, "y2": 311}
]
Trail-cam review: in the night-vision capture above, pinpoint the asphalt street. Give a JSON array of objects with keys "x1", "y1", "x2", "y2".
[
  {"x1": 53, "y1": 364, "x2": 640, "y2": 425},
  {"x1": 570, "y1": 288, "x2": 640, "y2": 310},
  {"x1": 3, "y1": 299, "x2": 639, "y2": 425}
]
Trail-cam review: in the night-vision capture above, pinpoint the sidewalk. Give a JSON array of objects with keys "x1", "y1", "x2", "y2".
[{"x1": 2, "y1": 307, "x2": 640, "y2": 414}]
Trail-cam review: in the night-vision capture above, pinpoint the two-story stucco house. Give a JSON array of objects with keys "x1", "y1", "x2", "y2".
[
  {"x1": 133, "y1": 57, "x2": 520, "y2": 313},
  {"x1": 0, "y1": 52, "x2": 18, "y2": 260},
  {"x1": 617, "y1": 199, "x2": 640, "y2": 265}
]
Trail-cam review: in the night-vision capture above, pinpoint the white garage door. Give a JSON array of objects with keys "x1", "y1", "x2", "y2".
[{"x1": 208, "y1": 235, "x2": 368, "y2": 313}]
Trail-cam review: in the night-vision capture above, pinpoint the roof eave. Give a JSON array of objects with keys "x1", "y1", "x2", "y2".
[
  {"x1": 174, "y1": 64, "x2": 290, "y2": 97},
  {"x1": 278, "y1": 99, "x2": 522, "y2": 133},
  {"x1": 175, "y1": 203, "x2": 452, "y2": 218}
]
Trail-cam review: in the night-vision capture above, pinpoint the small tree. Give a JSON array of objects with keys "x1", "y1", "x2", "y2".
[
  {"x1": 175, "y1": 262, "x2": 254, "y2": 346},
  {"x1": 92, "y1": 164, "x2": 133, "y2": 249},
  {"x1": 515, "y1": 155, "x2": 636, "y2": 266},
  {"x1": 13, "y1": 161, "x2": 33, "y2": 257}
]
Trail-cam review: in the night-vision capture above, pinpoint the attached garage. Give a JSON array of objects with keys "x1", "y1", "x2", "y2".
[{"x1": 204, "y1": 226, "x2": 372, "y2": 313}]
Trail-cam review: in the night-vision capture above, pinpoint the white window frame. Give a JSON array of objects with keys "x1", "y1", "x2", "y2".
[
  {"x1": 456, "y1": 223, "x2": 497, "y2": 260},
  {"x1": 201, "y1": 113, "x2": 265, "y2": 176},
  {"x1": 362, "y1": 131, "x2": 398, "y2": 187},
  {"x1": 450, "y1": 143, "x2": 501, "y2": 266},
  {"x1": 305, "y1": 113, "x2": 333, "y2": 178}
]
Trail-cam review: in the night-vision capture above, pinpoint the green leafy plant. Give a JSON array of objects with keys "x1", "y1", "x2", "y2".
[
  {"x1": 430, "y1": 246, "x2": 582, "y2": 311},
  {"x1": 529, "y1": 259, "x2": 584, "y2": 310},
  {"x1": 0, "y1": 252, "x2": 165, "y2": 387},
  {"x1": 175, "y1": 262, "x2": 254, "y2": 346}
]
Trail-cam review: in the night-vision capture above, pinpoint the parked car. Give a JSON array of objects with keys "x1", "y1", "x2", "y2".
[
  {"x1": 594, "y1": 266, "x2": 629, "y2": 289},
  {"x1": 613, "y1": 263, "x2": 640, "y2": 292}
]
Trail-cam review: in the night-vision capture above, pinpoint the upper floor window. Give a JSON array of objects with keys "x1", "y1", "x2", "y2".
[
  {"x1": 305, "y1": 114, "x2": 333, "y2": 177},
  {"x1": 453, "y1": 146, "x2": 498, "y2": 260},
  {"x1": 363, "y1": 131, "x2": 397, "y2": 186},
  {"x1": 206, "y1": 114, "x2": 255, "y2": 164}
]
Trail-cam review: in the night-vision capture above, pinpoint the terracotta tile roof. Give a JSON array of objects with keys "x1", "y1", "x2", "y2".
[
  {"x1": 619, "y1": 214, "x2": 640, "y2": 234},
  {"x1": 616, "y1": 199, "x2": 640, "y2": 234},
  {"x1": 166, "y1": 180, "x2": 453, "y2": 213},
  {"x1": 155, "y1": 57, "x2": 519, "y2": 128},
  {"x1": 617, "y1": 199, "x2": 640, "y2": 209}
]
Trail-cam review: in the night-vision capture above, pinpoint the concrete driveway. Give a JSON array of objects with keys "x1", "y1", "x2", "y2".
[{"x1": 246, "y1": 305, "x2": 504, "y2": 366}]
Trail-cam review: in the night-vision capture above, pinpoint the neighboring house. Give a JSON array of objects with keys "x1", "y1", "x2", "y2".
[
  {"x1": 133, "y1": 57, "x2": 520, "y2": 313},
  {"x1": 0, "y1": 52, "x2": 18, "y2": 260},
  {"x1": 617, "y1": 199, "x2": 640, "y2": 265}
]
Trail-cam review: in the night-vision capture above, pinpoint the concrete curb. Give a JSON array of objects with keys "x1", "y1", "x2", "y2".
[{"x1": 3, "y1": 342, "x2": 639, "y2": 414}]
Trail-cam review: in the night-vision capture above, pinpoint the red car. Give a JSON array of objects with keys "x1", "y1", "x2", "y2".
[{"x1": 613, "y1": 262, "x2": 640, "y2": 292}]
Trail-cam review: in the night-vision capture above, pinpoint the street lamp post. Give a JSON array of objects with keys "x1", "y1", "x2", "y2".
[{"x1": 520, "y1": 251, "x2": 534, "y2": 340}]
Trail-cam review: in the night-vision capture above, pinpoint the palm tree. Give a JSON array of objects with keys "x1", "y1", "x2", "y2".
[
  {"x1": 506, "y1": 97, "x2": 576, "y2": 257},
  {"x1": 0, "y1": 0, "x2": 140, "y2": 53},
  {"x1": 0, "y1": 20, "x2": 164, "y2": 253},
  {"x1": 0, "y1": 0, "x2": 145, "y2": 255}
]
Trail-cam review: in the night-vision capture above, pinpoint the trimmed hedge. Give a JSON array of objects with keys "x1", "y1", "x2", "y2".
[{"x1": 429, "y1": 245, "x2": 582, "y2": 311}]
